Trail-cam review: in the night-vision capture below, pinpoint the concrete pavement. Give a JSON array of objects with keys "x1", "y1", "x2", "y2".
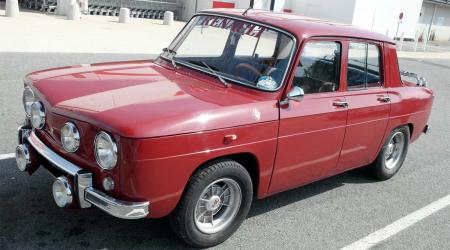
[{"x1": 0, "y1": 7, "x2": 185, "y2": 54}]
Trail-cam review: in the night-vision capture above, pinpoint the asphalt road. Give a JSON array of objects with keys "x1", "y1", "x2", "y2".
[{"x1": 0, "y1": 52, "x2": 449, "y2": 249}]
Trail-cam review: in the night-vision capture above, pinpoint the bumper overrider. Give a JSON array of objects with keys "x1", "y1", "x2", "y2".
[{"x1": 15, "y1": 125, "x2": 149, "y2": 219}]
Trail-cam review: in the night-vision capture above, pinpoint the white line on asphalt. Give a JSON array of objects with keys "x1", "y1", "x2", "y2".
[
  {"x1": 341, "y1": 194, "x2": 450, "y2": 250},
  {"x1": 0, "y1": 153, "x2": 15, "y2": 160}
]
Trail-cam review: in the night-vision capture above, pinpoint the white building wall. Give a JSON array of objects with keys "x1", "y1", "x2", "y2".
[
  {"x1": 179, "y1": 0, "x2": 213, "y2": 21},
  {"x1": 178, "y1": 0, "x2": 285, "y2": 21},
  {"x1": 235, "y1": 0, "x2": 251, "y2": 9},
  {"x1": 352, "y1": 0, "x2": 423, "y2": 39},
  {"x1": 177, "y1": 0, "x2": 436, "y2": 41},
  {"x1": 418, "y1": 2, "x2": 450, "y2": 41},
  {"x1": 289, "y1": 0, "x2": 357, "y2": 24}
]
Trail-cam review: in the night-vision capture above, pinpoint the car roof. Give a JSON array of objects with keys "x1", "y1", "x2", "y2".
[{"x1": 200, "y1": 9, "x2": 395, "y2": 44}]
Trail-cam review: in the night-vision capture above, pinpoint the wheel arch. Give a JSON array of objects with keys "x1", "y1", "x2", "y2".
[
  {"x1": 407, "y1": 123, "x2": 413, "y2": 138},
  {"x1": 189, "y1": 152, "x2": 260, "y2": 197}
]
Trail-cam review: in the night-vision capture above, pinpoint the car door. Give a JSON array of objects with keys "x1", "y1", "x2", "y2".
[
  {"x1": 336, "y1": 41, "x2": 390, "y2": 172},
  {"x1": 269, "y1": 40, "x2": 348, "y2": 194}
]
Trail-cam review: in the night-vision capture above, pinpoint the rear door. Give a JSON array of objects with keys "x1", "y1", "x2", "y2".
[
  {"x1": 336, "y1": 41, "x2": 391, "y2": 172},
  {"x1": 269, "y1": 40, "x2": 348, "y2": 194}
]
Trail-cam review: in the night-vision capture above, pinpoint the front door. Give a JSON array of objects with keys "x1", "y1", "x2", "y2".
[
  {"x1": 269, "y1": 40, "x2": 348, "y2": 194},
  {"x1": 336, "y1": 41, "x2": 390, "y2": 172}
]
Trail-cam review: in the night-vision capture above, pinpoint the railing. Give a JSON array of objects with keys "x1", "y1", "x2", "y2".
[
  {"x1": 400, "y1": 71, "x2": 428, "y2": 87},
  {"x1": 19, "y1": 0, "x2": 181, "y2": 20},
  {"x1": 425, "y1": 0, "x2": 450, "y2": 5}
]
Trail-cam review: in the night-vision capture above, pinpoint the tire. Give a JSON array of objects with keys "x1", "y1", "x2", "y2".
[
  {"x1": 169, "y1": 159, "x2": 253, "y2": 248},
  {"x1": 369, "y1": 126, "x2": 410, "y2": 180}
]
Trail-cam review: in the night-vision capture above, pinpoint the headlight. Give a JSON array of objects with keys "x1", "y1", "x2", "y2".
[
  {"x1": 22, "y1": 87, "x2": 35, "y2": 116},
  {"x1": 30, "y1": 101, "x2": 46, "y2": 129},
  {"x1": 94, "y1": 131, "x2": 118, "y2": 170},
  {"x1": 61, "y1": 122, "x2": 80, "y2": 152}
]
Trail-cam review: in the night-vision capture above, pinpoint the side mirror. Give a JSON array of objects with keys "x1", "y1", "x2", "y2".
[
  {"x1": 280, "y1": 86, "x2": 304, "y2": 105},
  {"x1": 287, "y1": 86, "x2": 304, "y2": 102}
]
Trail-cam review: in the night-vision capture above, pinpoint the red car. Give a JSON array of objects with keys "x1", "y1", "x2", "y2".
[{"x1": 15, "y1": 9, "x2": 433, "y2": 247}]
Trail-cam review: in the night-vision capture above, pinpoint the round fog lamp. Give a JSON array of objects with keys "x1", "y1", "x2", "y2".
[
  {"x1": 102, "y1": 177, "x2": 115, "y2": 191},
  {"x1": 15, "y1": 145, "x2": 31, "y2": 172},
  {"x1": 52, "y1": 176, "x2": 73, "y2": 208},
  {"x1": 61, "y1": 122, "x2": 80, "y2": 152}
]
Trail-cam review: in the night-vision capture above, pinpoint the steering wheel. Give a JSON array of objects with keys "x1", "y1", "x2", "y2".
[{"x1": 233, "y1": 63, "x2": 262, "y2": 83}]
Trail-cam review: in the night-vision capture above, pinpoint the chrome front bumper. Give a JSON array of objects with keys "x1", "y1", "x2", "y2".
[{"x1": 17, "y1": 127, "x2": 149, "y2": 219}]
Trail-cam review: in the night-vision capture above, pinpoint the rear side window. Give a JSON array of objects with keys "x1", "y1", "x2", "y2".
[
  {"x1": 293, "y1": 41, "x2": 341, "y2": 94},
  {"x1": 347, "y1": 42, "x2": 382, "y2": 89}
]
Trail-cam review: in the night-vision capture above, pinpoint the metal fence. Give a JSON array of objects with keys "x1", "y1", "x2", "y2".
[{"x1": 20, "y1": 0, "x2": 181, "y2": 20}]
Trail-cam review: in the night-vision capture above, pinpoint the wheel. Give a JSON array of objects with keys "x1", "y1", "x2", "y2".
[
  {"x1": 369, "y1": 126, "x2": 410, "y2": 180},
  {"x1": 169, "y1": 159, "x2": 253, "y2": 247}
]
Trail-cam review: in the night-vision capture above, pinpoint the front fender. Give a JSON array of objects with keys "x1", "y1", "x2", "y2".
[{"x1": 118, "y1": 121, "x2": 278, "y2": 218}]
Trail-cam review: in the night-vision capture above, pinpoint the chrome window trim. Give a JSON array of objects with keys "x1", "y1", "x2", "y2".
[{"x1": 160, "y1": 12, "x2": 298, "y2": 92}]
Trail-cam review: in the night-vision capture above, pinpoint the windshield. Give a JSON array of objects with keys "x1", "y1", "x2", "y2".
[{"x1": 163, "y1": 15, "x2": 295, "y2": 91}]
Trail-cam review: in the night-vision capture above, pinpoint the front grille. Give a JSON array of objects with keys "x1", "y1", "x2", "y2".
[
  {"x1": 33, "y1": 111, "x2": 121, "y2": 196},
  {"x1": 37, "y1": 111, "x2": 99, "y2": 170}
]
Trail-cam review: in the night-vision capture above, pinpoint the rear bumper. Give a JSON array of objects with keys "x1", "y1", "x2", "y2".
[{"x1": 16, "y1": 126, "x2": 149, "y2": 219}]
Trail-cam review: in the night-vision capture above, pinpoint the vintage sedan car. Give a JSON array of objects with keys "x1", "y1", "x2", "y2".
[{"x1": 15, "y1": 9, "x2": 433, "y2": 247}]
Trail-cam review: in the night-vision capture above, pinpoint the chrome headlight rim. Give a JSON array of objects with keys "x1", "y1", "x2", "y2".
[
  {"x1": 30, "y1": 101, "x2": 46, "y2": 129},
  {"x1": 61, "y1": 122, "x2": 80, "y2": 153},
  {"x1": 94, "y1": 131, "x2": 118, "y2": 170},
  {"x1": 22, "y1": 87, "x2": 35, "y2": 117}
]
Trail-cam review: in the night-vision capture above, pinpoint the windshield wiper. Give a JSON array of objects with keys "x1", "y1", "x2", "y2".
[
  {"x1": 162, "y1": 47, "x2": 178, "y2": 69},
  {"x1": 201, "y1": 61, "x2": 229, "y2": 88}
]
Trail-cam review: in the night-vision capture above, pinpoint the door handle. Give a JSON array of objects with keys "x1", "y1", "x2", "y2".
[
  {"x1": 333, "y1": 100, "x2": 349, "y2": 108},
  {"x1": 377, "y1": 95, "x2": 391, "y2": 103}
]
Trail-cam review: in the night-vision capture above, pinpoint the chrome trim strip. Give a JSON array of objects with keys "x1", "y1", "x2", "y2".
[
  {"x1": 27, "y1": 131, "x2": 81, "y2": 176},
  {"x1": 85, "y1": 187, "x2": 149, "y2": 219}
]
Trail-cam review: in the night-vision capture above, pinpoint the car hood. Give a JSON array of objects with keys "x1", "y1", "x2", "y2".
[{"x1": 27, "y1": 60, "x2": 278, "y2": 138}]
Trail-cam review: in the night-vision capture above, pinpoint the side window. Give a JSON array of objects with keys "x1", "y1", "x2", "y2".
[
  {"x1": 293, "y1": 41, "x2": 341, "y2": 94},
  {"x1": 347, "y1": 42, "x2": 382, "y2": 89}
]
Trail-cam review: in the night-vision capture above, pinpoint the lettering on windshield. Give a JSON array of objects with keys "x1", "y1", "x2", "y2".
[{"x1": 199, "y1": 16, "x2": 266, "y2": 38}]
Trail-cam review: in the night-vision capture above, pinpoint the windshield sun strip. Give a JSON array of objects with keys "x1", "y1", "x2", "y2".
[{"x1": 160, "y1": 13, "x2": 298, "y2": 92}]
